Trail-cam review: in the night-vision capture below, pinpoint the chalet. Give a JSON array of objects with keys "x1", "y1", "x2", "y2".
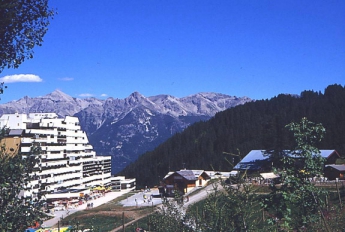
[
  {"x1": 162, "y1": 169, "x2": 211, "y2": 195},
  {"x1": 324, "y1": 165, "x2": 345, "y2": 180}
]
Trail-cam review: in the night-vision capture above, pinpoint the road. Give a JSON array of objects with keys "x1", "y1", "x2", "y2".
[{"x1": 110, "y1": 183, "x2": 222, "y2": 231}]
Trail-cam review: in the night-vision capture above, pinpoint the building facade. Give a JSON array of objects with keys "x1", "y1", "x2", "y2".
[
  {"x1": 162, "y1": 169, "x2": 211, "y2": 195},
  {"x1": 0, "y1": 113, "x2": 112, "y2": 200}
]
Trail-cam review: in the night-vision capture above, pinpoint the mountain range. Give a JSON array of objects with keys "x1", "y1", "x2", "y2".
[{"x1": 0, "y1": 90, "x2": 252, "y2": 173}]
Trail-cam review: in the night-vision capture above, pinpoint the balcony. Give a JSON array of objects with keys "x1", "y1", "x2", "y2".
[
  {"x1": 46, "y1": 160, "x2": 67, "y2": 167},
  {"x1": 21, "y1": 147, "x2": 31, "y2": 153}
]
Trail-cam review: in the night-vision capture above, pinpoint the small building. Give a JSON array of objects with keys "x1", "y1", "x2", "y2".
[
  {"x1": 191, "y1": 170, "x2": 212, "y2": 187},
  {"x1": 324, "y1": 165, "x2": 345, "y2": 180},
  {"x1": 259, "y1": 172, "x2": 280, "y2": 185},
  {"x1": 163, "y1": 169, "x2": 211, "y2": 195},
  {"x1": 111, "y1": 176, "x2": 136, "y2": 191}
]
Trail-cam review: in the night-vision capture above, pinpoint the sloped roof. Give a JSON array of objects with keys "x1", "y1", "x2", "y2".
[
  {"x1": 325, "y1": 164, "x2": 345, "y2": 172},
  {"x1": 176, "y1": 170, "x2": 196, "y2": 181},
  {"x1": 190, "y1": 170, "x2": 204, "y2": 177},
  {"x1": 190, "y1": 169, "x2": 211, "y2": 179},
  {"x1": 236, "y1": 150, "x2": 268, "y2": 163},
  {"x1": 164, "y1": 169, "x2": 211, "y2": 181},
  {"x1": 233, "y1": 150, "x2": 268, "y2": 170},
  {"x1": 163, "y1": 171, "x2": 174, "y2": 179},
  {"x1": 319, "y1": 150, "x2": 340, "y2": 159}
]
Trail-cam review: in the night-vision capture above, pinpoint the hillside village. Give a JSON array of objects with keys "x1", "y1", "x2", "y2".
[
  {"x1": 2, "y1": 112, "x2": 345, "y2": 231},
  {"x1": 0, "y1": 112, "x2": 236, "y2": 203},
  {"x1": 0, "y1": 112, "x2": 241, "y2": 231}
]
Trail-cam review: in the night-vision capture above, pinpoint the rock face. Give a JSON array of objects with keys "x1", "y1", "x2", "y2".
[
  {"x1": 0, "y1": 90, "x2": 252, "y2": 173},
  {"x1": 0, "y1": 89, "x2": 104, "y2": 117}
]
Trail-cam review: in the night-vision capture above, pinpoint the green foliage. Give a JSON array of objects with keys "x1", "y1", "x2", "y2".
[
  {"x1": 149, "y1": 191, "x2": 194, "y2": 232},
  {"x1": 67, "y1": 215, "x2": 129, "y2": 232},
  {"x1": 147, "y1": 175, "x2": 272, "y2": 231},
  {"x1": 262, "y1": 118, "x2": 328, "y2": 230},
  {"x1": 0, "y1": 82, "x2": 7, "y2": 100},
  {"x1": 0, "y1": 136, "x2": 44, "y2": 231},
  {"x1": 192, "y1": 180, "x2": 269, "y2": 232},
  {"x1": 0, "y1": 0, "x2": 55, "y2": 72}
]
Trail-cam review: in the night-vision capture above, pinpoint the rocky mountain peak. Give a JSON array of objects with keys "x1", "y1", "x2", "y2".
[
  {"x1": 126, "y1": 91, "x2": 146, "y2": 104},
  {"x1": 44, "y1": 89, "x2": 74, "y2": 102},
  {"x1": 0, "y1": 90, "x2": 252, "y2": 173}
]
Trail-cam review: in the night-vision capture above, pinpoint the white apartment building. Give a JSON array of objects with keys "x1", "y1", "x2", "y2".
[{"x1": 0, "y1": 113, "x2": 112, "y2": 200}]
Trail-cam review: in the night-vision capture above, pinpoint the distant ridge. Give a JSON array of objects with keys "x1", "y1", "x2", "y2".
[{"x1": 0, "y1": 90, "x2": 252, "y2": 173}]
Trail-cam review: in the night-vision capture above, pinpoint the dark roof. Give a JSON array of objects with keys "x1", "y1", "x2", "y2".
[
  {"x1": 325, "y1": 165, "x2": 345, "y2": 172},
  {"x1": 176, "y1": 170, "x2": 196, "y2": 181},
  {"x1": 190, "y1": 170, "x2": 211, "y2": 179}
]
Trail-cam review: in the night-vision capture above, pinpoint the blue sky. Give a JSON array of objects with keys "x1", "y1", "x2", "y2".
[{"x1": 0, "y1": 1, "x2": 344, "y2": 103}]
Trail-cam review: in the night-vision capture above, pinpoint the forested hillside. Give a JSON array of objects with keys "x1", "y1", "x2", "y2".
[{"x1": 119, "y1": 84, "x2": 345, "y2": 188}]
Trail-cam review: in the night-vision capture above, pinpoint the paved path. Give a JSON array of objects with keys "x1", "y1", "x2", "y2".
[
  {"x1": 184, "y1": 182, "x2": 222, "y2": 208},
  {"x1": 42, "y1": 190, "x2": 131, "y2": 227},
  {"x1": 111, "y1": 184, "x2": 222, "y2": 231},
  {"x1": 119, "y1": 188, "x2": 162, "y2": 207}
]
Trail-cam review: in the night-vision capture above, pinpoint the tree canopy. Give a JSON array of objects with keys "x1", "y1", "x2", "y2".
[{"x1": 0, "y1": 0, "x2": 55, "y2": 73}]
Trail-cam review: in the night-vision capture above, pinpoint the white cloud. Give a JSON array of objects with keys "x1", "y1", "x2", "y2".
[
  {"x1": 100, "y1": 93, "x2": 108, "y2": 97},
  {"x1": 58, "y1": 77, "x2": 74, "y2": 81},
  {"x1": 0, "y1": 74, "x2": 43, "y2": 83},
  {"x1": 79, "y1": 93, "x2": 94, "y2": 97}
]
